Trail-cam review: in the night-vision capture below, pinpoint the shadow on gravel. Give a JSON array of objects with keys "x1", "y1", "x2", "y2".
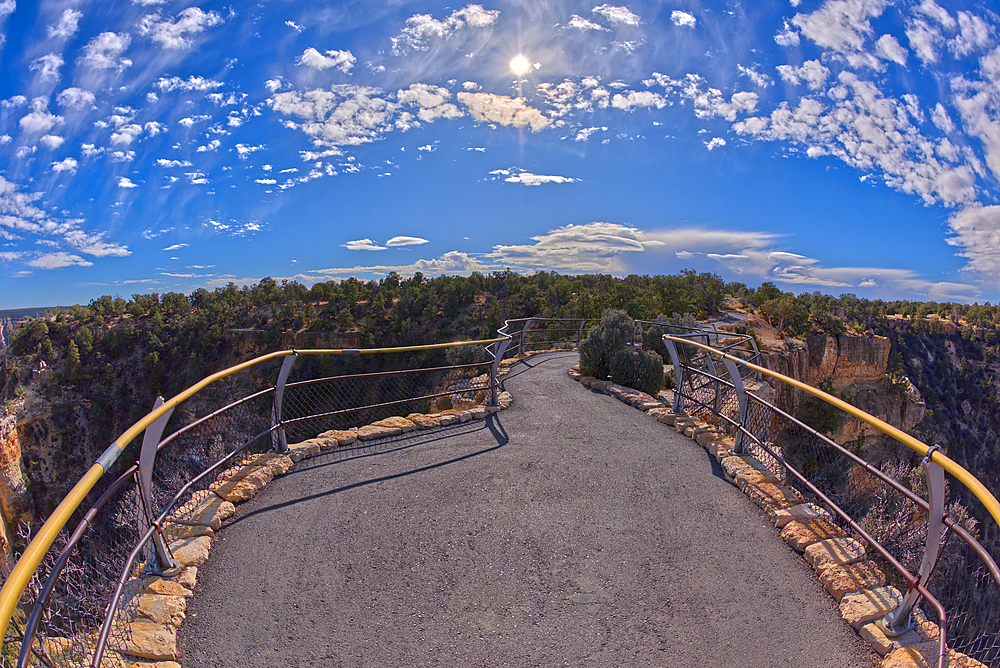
[{"x1": 226, "y1": 414, "x2": 509, "y2": 528}]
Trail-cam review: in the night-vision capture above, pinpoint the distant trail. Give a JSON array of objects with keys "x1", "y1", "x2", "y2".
[{"x1": 179, "y1": 351, "x2": 876, "y2": 668}]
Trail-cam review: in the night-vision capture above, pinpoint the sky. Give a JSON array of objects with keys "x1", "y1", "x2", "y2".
[{"x1": 2, "y1": 0, "x2": 1000, "y2": 310}]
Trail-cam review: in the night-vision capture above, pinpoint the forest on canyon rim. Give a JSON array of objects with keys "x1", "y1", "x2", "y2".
[{"x1": 1, "y1": 269, "x2": 1000, "y2": 557}]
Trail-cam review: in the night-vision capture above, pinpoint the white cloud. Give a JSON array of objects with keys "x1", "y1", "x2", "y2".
[
  {"x1": 29, "y1": 252, "x2": 93, "y2": 269},
  {"x1": 19, "y1": 98, "x2": 63, "y2": 134},
  {"x1": 56, "y1": 87, "x2": 96, "y2": 110},
  {"x1": 931, "y1": 102, "x2": 955, "y2": 133},
  {"x1": 79, "y1": 32, "x2": 132, "y2": 71},
  {"x1": 155, "y1": 76, "x2": 224, "y2": 92},
  {"x1": 592, "y1": 5, "x2": 641, "y2": 27},
  {"x1": 343, "y1": 238, "x2": 387, "y2": 251},
  {"x1": 317, "y1": 251, "x2": 491, "y2": 279},
  {"x1": 39, "y1": 134, "x2": 64, "y2": 150},
  {"x1": 738, "y1": 64, "x2": 773, "y2": 88},
  {"x1": 906, "y1": 19, "x2": 942, "y2": 64},
  {"x1": 567, "y1": 15, "x2": 607, "y2": 31},
  {"x1": 163, "y1": 243, "x2": 187, "y2": 251},
  {"x1": 458, "y1": 92, "x2": 552, "y2": 131},
  {"x1": 118, "y1": 176, "x2": 138, "y2": 188},
  {"x1": 47, "y1": 9, "x2": 82, "y2": 39},
  {"x1": 138, "y1": 7, "x2": 224, "y2": 49},
  {"x1": 235, "y1": 143, "x2": 264, "y2": 159},
  {"x1": 946, "y1": 205, "x2": 1000, "y2": 278},
  {"x1": 670, "y1": 11, "x2": 696, "y2": 28},
  {"x1": 286, "y1": 20, "x2": 303, "y2": 32},
  {"x1": 391, "y1": 4, "x2": 500, "y2": 55},
  {"x1": 775, "y1": 19, "x2": 801, "y2": 47},
  {"x1": 775, "y1": 60, "x2": 830, "y2": 90},
  {"x1": 705, "y1": 137, "x2": 726, "y2": 150},
  {"x1": 255, "y1": 178, "x2": 277, "y2": 185},
  {"x1": 950, "y1": 11, "x2": 991, "y2": 58},
  {"x1": 50, "y1": 157, "x2": 78, "y2": 173},
  {"x1": 876, "y1": 34, "x2": 908, "y2": 65},
  {"x1": 793, "y1": 0, "x2": 888, "y2": 69},
  {"x1": 196, "y1": 139, "x2": 221, "y2": 153},
  {"x1": 917, "y1": 0, "x2": 956, "y2": 29},
  {"x1": 386, "y1": 236, "x2": 429, "y2": 246},
  {"x1": 156, "y1": 158, "x2": 192, "y2": 168},
  {"x1": 29, "y1": 53, "x2": 64, "y2": 81},
  {"x1": 297, "y1": 48, "x2": 356, "y2": 74},
  {"x1": 110, "y1": 123, "x2": 142, "y2": 146},
  {"x1": 611, "y1": 90, "x2": 667, "y2": 110},
  {"x1": 270, "y1": 85, "x2": 400, "y2": 147},
  {"x1": 495, "y1": 168, "x2": 578, "y2": 186}
]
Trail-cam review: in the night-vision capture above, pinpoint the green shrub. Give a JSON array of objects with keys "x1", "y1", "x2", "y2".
[
  {"x1": 579, "y1": 309, "x2": 635, "y2": 379},
  {"x1": 610, "y1": 347, "x2": 664, "y2": 395}
]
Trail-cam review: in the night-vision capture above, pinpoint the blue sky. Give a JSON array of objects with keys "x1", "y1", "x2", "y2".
[{"x1": 2, "y1": 0, "x2": 1000, "y2": 310}]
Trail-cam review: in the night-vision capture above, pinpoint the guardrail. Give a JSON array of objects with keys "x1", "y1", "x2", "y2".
[
  {"x1": 0, "y1": 337, "x2": 510, "y2": 668},
  {"x1": 663, "y1": 333, "x2": 1000, "y2": 668}
]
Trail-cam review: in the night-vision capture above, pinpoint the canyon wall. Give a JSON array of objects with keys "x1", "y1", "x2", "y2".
[{"x1": 758, "y1": 331, "x2": 925, "y2": 445}]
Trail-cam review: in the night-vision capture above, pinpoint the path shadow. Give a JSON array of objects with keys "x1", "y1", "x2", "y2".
[{"x1": 227, "y1": 414, "x2": 509, "y2": 527}]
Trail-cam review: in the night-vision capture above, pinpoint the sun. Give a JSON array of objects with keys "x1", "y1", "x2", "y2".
[{"x1": 509, "y1": 54, "x2": 532, "y2": 77}]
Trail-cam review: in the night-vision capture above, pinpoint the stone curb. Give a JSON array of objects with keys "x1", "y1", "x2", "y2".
[
  {"x1": 85, "y1": 379, "x2": 517, "y2": 668},
  {"x1": 567, "y1": 364, "x2": 984, "y2": 668}
]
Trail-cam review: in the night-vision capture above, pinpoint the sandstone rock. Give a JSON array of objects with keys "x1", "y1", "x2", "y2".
[
  {"x1": 438, "y1": 413, "x2": 460, "y2": 425},
  {"x1": 169, "y1": 494, "x2": 234, "y2": 531},
  {"x1": 590, "y1": 380, "x2": 608, "y2": 391},
  {"x1": 818, "y1": 560, "x2": 886, "y2": 601},
  {"x1": 212, "y1": 465, "x2": 273, "y2": 503},
  {"x1": 131, "y1": 662, "x2": 182, "y2": 668},
  {"x1": 780, "y1": 518, "x2": 846, "y2": 552},
  {"x1": 579, "y1": 376, "x2": 596, "y2": 386},
  {"x1": 839, "y1": 586, "x2": 902, "y2": 628},
  {"x1": 640, "y1": 401, "x2": 663, "y2": 411},
  {"x1": 407, "y1": 413, "x2": 442, "y2": 429},
  {"x1": 770, "y1": 502, "x2": 832, "y2": 528},
  {"x1": 805, "y1": 537, "x2": 867, "y2": 573},
  {"x1": 470, "y1": 406, "x2": 487, "y2": 419},
  {"x1": 859, "y1": 622, "x2": 922, "y2": 656},
  {"x1": 137, "y1": 594, "x2": 187, "y2": 627},
  {"x1": 647, "y1": 407, "x2": 672, "y2": 419},
  {"x1": 168, "y1": 535, "x2": 211, "y2": 567},
  {"x1": 456, "y1": 410, "x2": 473, "y2": 422},
  {"x1": 735, "y1": 469, "x2": 767, "y2": 491},
  {"x1": 287, "y1": 440, "x2": 321, "y2": 461},
  {"x1": 143, "y1": 577, "x2": 192, "y2": 598},
  {"x1": 319, "y1": 428, "x2": 358, "y2": 446},
  {"x1": 357, "y1": 424, "x2": 398, "y2": 441},
  {"x1": 161, "y1": 522, "x2": 213, "y2": 542},
  {"x1": 659, "y1": 412, "x2": 683, "y2": 426},
  {"x1": 177, "y1": 567, "x2": 197, "y2": 589},
  {"x1": 261, "y1": 453, "x2": 294, "y2": 477},
  {"x1": 372, "y1": 416, "x2": 416, "y2": 433},
  {"x1": 116, "y1": 621, "x2": 177, "y2": 660},
  {"x1": 694, "y1": 430, "x2": 720, "y2": 447},
  {"x1": 882, "y1": 642, "x2": 946, "y2": 667},
  {"x1": 709, "y1": 442, "x2": 731, "y2": 462},
  {"x1": 743, "y1": 483, "x2": 797, "y2": 513},
  {"x1": 484, "y1": 405, "x2": 500, "y2": 414},
  {"x1": 497, "y1": 391, "x2": 513, "y2": 408}
]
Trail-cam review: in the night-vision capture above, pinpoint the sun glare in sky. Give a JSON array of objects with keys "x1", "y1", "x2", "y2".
[{"x1": 509, "y1": 54, "x2": 532, "y2": 77}]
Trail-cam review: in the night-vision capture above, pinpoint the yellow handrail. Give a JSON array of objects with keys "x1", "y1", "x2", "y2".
[
  {"x1": 0, "y1": 336, "x2": 510, "y2": 644},
  {"x1": 665, "y1": 334, "x2": 1000, "y2": 531}
]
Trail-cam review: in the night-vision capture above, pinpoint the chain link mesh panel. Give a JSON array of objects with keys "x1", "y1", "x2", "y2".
[{"x1": 672, "y1": 345, "x2": 1000, "y2": 667}]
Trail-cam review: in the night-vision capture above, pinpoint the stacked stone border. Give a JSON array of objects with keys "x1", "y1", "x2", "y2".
[
  {"x1": 79, "y1": 361, "x2": 520, "y2": 668},
  {"x1": 568, "y1": 363, "x2": 988, "y2": 668}
]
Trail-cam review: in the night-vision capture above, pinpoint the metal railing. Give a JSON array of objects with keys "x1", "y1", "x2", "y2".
[
  {"x1": 0, "y1": 337, "x2": 509, "y2": 668},
  {"x1": 664, "y1": 333, "x2": 1000, "y2": 668}
]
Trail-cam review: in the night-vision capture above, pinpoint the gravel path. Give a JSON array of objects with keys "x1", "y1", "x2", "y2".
[{"x1": 179, "y1": 351, "x2": 877, "y2": 668}]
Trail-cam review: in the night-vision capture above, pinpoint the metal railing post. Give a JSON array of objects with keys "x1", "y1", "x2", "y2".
[
  {"x1": 489, "y1": 337, "x2": 511, "y2": 405},
  {"x1": 519, "y1": 318, "x2": 534, "y2": 356},
  {"x1": 137, "y1": 396, "x2": 181, "y2": 576},
  {"x1": 271, "y1": 353, "x2": 297, "y2": 453},
  {"x1": 664, "y1": 338, "x2": 685, "y2": 415},
  {"x1": 722, "y1": 359, "x2": 748, "y2": 454},
  {"x1": 576, "y1": 319, "x2": 586, "y2": 347},
  {"x1": 879, "y1": 450, "x2": 948, "y2": 637}
]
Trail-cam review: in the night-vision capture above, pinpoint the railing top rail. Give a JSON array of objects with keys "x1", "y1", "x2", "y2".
[
  {"x1": 664, "y1": 333, "x2": 1000, "y2": 531},
  {"x1": 0, "y1": 335, "x2": 511, "y2": 643}
]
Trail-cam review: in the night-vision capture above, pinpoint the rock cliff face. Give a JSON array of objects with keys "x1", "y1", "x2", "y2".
[{"x1": 758, "y1": 332, "x2": 925, "y2": 445}]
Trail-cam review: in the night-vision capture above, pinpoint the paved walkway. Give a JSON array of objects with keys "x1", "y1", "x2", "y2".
[{"x1": 179, "y1": 352, "x2": 877, "y2": 668}]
